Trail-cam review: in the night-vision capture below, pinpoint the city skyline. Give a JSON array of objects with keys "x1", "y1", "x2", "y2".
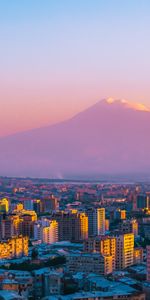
[{"x1": 0, "y1": 177, "x2": 149, "y2": 299}]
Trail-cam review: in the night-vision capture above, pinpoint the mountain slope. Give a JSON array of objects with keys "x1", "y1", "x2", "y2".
[{"x1": 0, "y1": 98, "x2": 150, "y2": 178}]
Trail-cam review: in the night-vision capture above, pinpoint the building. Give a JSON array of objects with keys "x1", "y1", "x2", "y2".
[
  {"x1": 20, "y1": 211, "x2": 37, "y2": 238},
  {"x1": 0, "y1": 198, "x2": 9, "y2": 213},
  {"x1": 34, "y1": 218, "x2": 58, "y2": 244},
  {"x1": 133, "y1": 247, "x2": 143, "y2": 264},
  {"x1": 52, "y1": 210, "x2": 88, "y2": 242},
  {"x1": 0, "y1": 291, "x2": 27, "y2": 300},
  {"x1": 130, "y1": 192, "x2": 138, "y2": 211},
  {"x1": 43, "y1": 271, "x2": 63, "y2": 296},
  {"x1": 115, "y1": 209, "x2": 126, "y2": 220},
  {"x1": 137, "y1": 194, "x2": 150, "y2": 210},
  {"x1": 33, "y1": 199, "x2": 42, "y2": 214},
  {"x1": 97, "y1": 208, "x2": 105, "y2": 235},
  {"x1": 42, "y1": 221, "x2": 58, "y2": 244},
  {"x1": 12, "y1": 203, "x2": 24, "y2": 213},
  {"x1": 105, "y1": 219, "x2": 109, "y2": 231},
  {"x1": 23, "y1": 199, "x2": 34, "y2": 210},
  {"x1": 12, "y1": 207, "x2": 37, "y2": 237},
  {"x1": 120, "y1": 219, "x2": 138, "y2": 237},
  {"x1": 42, "y1": 291, "x2": 145, "y2": 300},
  {"x1": 86, "y1": 208, "x2": 105, "y2": 236},
  {"x1": 0, "y1": 236, "x2": 28, "y2": 259},
  {"x1": 32, "y1": 268, "x2": 46, "y2": 299},
  {"x1": 0, "y1": 210, "x2": 37, "y2": 240},
  {"x1": 1, "y1": 272, "x2": 33, "y2": 299},
  {"x1": 147, "y1": 246, "x2": 150, "y2": 282},
  {"x1": 84, "y1": 236, "x2": 116, "y2": 271},
  {"x1": 116, "y1": 233, "x2": 134, "y2": 270},
  {"x1": 42, "y1": 195, "x2": 59, "y2": 212},
  {"x1": 1, "y1": 214, "x2": 21, "y2": 239},
  {"x1": 141, "y1": 221, "x2": 150, "y2": 239},
  {"x1": 67, "y1": 252, "x2": 113, "y2": 275}
]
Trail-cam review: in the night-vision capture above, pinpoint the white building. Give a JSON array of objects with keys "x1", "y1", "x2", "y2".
[{"x1": 34, "y1": 218, "x2": 58, "y2": 244}]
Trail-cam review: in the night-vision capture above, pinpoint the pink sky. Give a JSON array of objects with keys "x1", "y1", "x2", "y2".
[
  {"x1": 1, "y1": 78, "x2": 150, "y2": 137},
  {"x1": 1, "y1": 0, "x2": 150, "y2": 137}
]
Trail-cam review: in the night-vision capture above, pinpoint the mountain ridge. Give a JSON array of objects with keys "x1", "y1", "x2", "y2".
[
  {"x1": 0, "y1": 98, "x2": 150, "y2": 178},
  {"x1": 0, "y1": 98, "x2": 149, "y2": 139}
]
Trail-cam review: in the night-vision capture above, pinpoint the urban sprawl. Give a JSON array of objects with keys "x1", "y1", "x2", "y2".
[{"x1": 0, "y1": 177, "x2": 150, "y2": 300}]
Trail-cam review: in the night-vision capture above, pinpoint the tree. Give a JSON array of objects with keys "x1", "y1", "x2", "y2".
[{"x1": 31, "y1": 248, "x2": 38, "y2": 260}]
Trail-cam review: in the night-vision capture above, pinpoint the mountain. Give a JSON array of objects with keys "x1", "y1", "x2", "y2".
[{"x1": 0, "y1": 98, "x2": 150, "y2": 178}]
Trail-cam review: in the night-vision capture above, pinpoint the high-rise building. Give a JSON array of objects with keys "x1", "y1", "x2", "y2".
[
  {"x1": 52, "y1": 210, "x2": 88, "y2": 242},
  {"x1": 147, "y1": 246, "x2": 150, "y2": 282},
  {"x1": 116, "y1": 233, "x2": 134, "y2": 270},
  {"x1": 0, "y1": 236, "x2": 28, "y2": 259},
  {"x1": 20, "y1": 212, "x2": 37, "y2": 238},
  {"x1": 132, "y1": 192, "x2": 138, "y2": 211},
  {"x1": 42, "y1": 195, "x2": 59, "y2": 212},
  {"x1": 1, "y1": 215, "x2": 21, "y2": 239},
  {"x1": 84, "y1": 236, "x2": 116, "y2": 271},
  {"x1": 43, "y1": 220, "x2": 58, "y2": 244},
  {"x1": 97, "y1": 208, "x2": 106, "y2": 235},
  {"x1": 33, "y1": 199, "x2": 42, "y2": 214},
  {"x1": 105, "y1": 219, "x2": 109, "y2": 231},
  {"x1": 79, "y1": 212, "x2": 88, "y2": 241},
  {"x1": 23, "y1": 199, "x2": 34, "y2": 211},
  {"x1": 115, "y1": 209, "x2": 126, "y2": 220},
  {"x1": 0, "y1": 198, "x2": 9, "y2": 213},
  {"x1": 86, "y1": 208, "x2": 105, "y2": 236},
  {"x1": 86, "y1": 208, "x2": 96, "y2": 236},
  {"x1": 137, "y1": 194, "x2": 150, "y2": 210},
  {"x1": 120, "y1": 219, "x2": 138, "y2": 237},
  {"x1": 34, "y1": 218, "x2": 58, "y2": 244}
]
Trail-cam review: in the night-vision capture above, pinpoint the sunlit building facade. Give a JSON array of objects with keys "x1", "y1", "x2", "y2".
[
  {"x1": 0, "y1": 198, "x2": 9, "y2": 213},
  {"x1": 84, "y1": 236, "x2": 116, "y2": 271},
  {"x1": 52, "y1": 210, "x2": 88, "y2": 242},
  {"x1": 116, "y1": 233, "x2": 134, "y2": 270},
  {"x1": 34, "y1": 218, "x2": 58, "y2": 244},
  {"x1": 0, "y1": 236, "x2": 28, "y2": 259}
]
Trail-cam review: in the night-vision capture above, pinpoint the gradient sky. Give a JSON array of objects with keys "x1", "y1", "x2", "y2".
[{"x1": 0, "y1": 0, "x2": 150, "y2": 136}]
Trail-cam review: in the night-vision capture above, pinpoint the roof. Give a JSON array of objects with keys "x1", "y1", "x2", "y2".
[
  {"x1": 0, "y1": 290, "x2": 27, "y2": 300},
  {"x1": 32, "y1": 267, "x2": 50, "y2": 275},
  {"x1": 41, "y1": 284, "x2": 140, "y2": 299}
]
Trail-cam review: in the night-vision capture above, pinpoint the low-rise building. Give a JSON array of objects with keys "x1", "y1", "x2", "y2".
[{"x1": 67, "y1": 253, "x2": 113, "y2": 275}]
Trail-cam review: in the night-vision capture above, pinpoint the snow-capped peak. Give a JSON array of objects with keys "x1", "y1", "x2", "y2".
[{"x1": 105, "y1": 97, "x2": 150, "y2": 112}]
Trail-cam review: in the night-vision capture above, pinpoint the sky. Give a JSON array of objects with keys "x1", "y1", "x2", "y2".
[{"x1": 0, "y1": 0, "x2": 150, "y2": 137}]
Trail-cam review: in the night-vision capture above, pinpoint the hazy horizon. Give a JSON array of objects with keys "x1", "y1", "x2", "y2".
[
  {"x1": 0, "y1": 97, "x2": 150, "y2": 138},
  {"x1": 0, "y1": 99, "x2": 150, "y2": 178}
]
